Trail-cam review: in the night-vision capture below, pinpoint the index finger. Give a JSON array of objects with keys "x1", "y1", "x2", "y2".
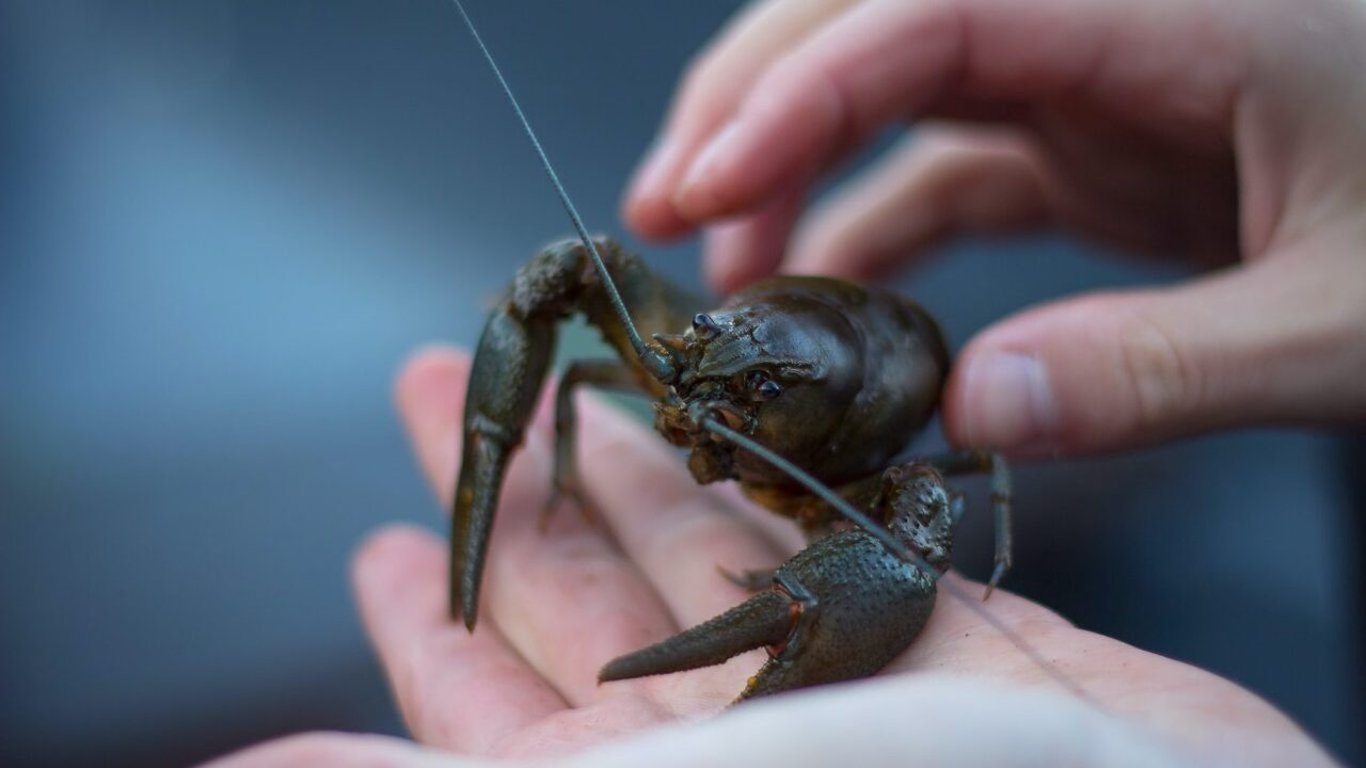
[
  {"x1": 632, "y1": 0, "x2": 1235, "y2": 232},
  {"x1": 623, "y1": 0, "x2": 856, "y2": 239}
]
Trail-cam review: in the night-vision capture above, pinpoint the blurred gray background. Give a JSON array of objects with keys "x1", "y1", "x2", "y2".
[{"x1": 1, "y1": 1, "x2": 1361, "y2": 766}]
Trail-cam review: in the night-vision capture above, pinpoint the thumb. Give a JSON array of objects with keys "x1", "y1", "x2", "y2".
[{"x1": 943, "y1": 254, "x2": 1366, "y2": 456}]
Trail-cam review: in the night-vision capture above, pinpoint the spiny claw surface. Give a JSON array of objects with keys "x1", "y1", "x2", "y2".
[
  {"x1": 451, "y1": 304, "x2": 556, "y2": 628},
  {"x1": 599, "y1": 590, "x2": 792, "y2": 683},
  {"x1": 601, "y1": 527, "x2": 939, "y2": 702},
  {"x1": 600, "y1": 464, "x2": 960, "y2": 702}
]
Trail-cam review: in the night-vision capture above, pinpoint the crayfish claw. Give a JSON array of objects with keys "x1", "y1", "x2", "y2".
[
  {"x1": 451, "y1": 301, "x2": 558, "y2": 629},
  {"x1": 602, "y1": 526, "x2": 943, "y2": 703},
  {"x1": 599, "y1": 590, "x2": 792, "y2": 684}
]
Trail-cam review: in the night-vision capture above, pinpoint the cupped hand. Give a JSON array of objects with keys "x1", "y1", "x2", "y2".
[
  {"x1": 206, "y1": 347, "x2": 1333, "y2": 767},
  {"x1": 622, "y1": 0, "x2": 1366, "y2": 457}
]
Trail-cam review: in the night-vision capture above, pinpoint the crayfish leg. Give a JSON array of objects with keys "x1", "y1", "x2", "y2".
[
  {"x1": 921, "y1": 449, "x2": 1013, "y2": 597},
  {"x1": 542, "y1": 359, "x2": 644, "y2": 528}
]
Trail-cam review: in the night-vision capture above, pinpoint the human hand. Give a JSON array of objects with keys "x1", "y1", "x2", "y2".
[
  {"x1": 622, "y1": 0, "x2": 1366, "y2": 457},
  {"x1": 206, "y1": 346, "x2": 1334, "y2": 767}
]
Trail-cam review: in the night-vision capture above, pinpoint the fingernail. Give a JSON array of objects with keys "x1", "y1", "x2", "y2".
[
  {"x1": 961, "y1": 352, "x2": 1057, "y2": 450},
  {"x1": 675, "y1": 121, "x2": 741, "y2": 216}
]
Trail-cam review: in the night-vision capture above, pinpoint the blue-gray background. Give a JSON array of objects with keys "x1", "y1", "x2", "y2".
[{"x1": 1, "y1": 1, "x2": 1361, "y2": 766}]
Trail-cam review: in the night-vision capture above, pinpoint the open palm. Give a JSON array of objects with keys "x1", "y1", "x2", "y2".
[{"x1": 210, "y1": 345, "x2": 1332, "y2": 767}]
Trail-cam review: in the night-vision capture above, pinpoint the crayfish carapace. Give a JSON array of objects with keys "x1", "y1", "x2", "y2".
[{"x1": 450, "y1": 1, "x2": 1013, "y2": 703}]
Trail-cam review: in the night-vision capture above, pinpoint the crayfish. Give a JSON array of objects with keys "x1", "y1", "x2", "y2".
[{"x1": 449, "y1": 1, "x2": 1014, "y2": 703}]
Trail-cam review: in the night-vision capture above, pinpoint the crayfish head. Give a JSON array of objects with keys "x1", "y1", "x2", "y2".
[{"x1": 651, "y1": 295, "x2": 867, "y2": 487}]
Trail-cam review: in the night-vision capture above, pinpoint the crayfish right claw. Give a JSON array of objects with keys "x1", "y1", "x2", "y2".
[{"x1": 599, "y1": 590, "x2": 792, "y2": 684}]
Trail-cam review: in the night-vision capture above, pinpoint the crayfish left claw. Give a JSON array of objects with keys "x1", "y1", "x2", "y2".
[
  {"x1": 451, "y1": 306, "x2": 557, "y2": 629},
  {"x1": 451, "y1": 428, "x2": 514, "y2": 629}
]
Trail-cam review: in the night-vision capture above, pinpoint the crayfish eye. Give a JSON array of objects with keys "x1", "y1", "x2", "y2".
[
  {"x1": 745, "y1": 369, "x2": 782, "y2": 400},
  {"x1": 692, "y1": 313, "x2": 722, "y2": 339}
]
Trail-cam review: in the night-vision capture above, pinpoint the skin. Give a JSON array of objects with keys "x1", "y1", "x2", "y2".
[
  {"x1": 204, "y1": 347, "x2": 1335, "y2": 767},
  {"x1": 622, "y1": 0, "x2": 1366, "y2": 457},
  {"x1": 208, "y1": 0, "x2": 1363, "y2": 763}
]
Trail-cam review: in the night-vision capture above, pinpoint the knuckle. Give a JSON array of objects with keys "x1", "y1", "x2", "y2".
[
  {"x1": 755, "y1": 51, "x2": 854, "y2": 154},
  {"x1": 1116, "y1": 308, "x2": 1200, "y2": 433},
  {"x1": 752, "y1": 49, "x2": 823, "y2": 111},
  {"x1": 677, "y1": 41, "x2": 739, "y2": 122}
]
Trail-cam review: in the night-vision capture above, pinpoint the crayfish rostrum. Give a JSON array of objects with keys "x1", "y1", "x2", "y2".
[{"x1": 452, "y1": 235, "x2": 1013, "y2": 702}]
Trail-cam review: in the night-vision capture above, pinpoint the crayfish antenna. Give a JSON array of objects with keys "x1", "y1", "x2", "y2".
[{"x1": 450, "y1": 0, "x2": 676, "y2": 386}]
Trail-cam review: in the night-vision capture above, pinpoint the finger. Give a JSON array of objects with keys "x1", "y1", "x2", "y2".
[
  {"x1": 557, "y1": 676, "x2": 1189, "y2": 768},
  {"x1": 394, "y1": 347, "x2": 681, "y2": 708},
  {"x1": 395, "y1": 345, "x2": 468, "y2": 504},
  {"x1": 476, "y1": 427, "x2": 682, "y2": 707},
  {"x1": 201, "y1": 732, "x2": 470, "y2": 768},
  {"x1": 389, "y1": 348, "x2": 569, "y2": 750},
  {"x1": 667, "y1": 0, "x2": 1233, "y2": 225},
  {"x1": 558, "y1": 393, "x2": 801, "y2": 707},
  {"x1": 889, "y1": 576, "x2": 1330, "y2": 766},
  {"x1": 573, "y1": 394, "x2": 793, "y2": 629},
  {"x1": 788, "y1": 127, "x2": 1052, "y2": 279},
  {"x1": 623, "y1": 0, "x2": 857, "y2": 240},
  {"x1": 701, "y1": 185, "x2": 806, "y2": 292},
  {"x1": 354, "y1": 525, "x2": 567, "y2": 754},
  {"x1": 942, "y1": 247, "x2": 1366, "y2": 456}
]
